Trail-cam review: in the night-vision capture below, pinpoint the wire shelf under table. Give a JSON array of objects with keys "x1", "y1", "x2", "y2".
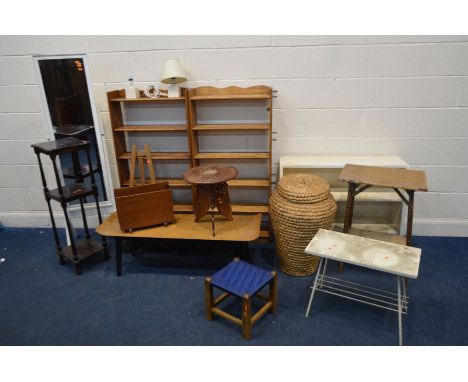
[{"x1": 312, "y1": 274, "x2": 408, "y2": 314}]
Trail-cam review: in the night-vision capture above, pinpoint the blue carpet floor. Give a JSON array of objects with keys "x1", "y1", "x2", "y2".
[{"x1": 0, "y1": 227, "x2": 467, "y2": 345}]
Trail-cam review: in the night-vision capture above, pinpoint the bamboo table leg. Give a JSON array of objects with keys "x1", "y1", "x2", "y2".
[
  {"x1": 340, "y1": 182, "x2": 357, "y2": 272},
  {"x1": 343, "y1": 182, "x2": 357, "y2": 234},
  {"x1": 406, "y1": 190, "x2": 415, "y2": 247}
]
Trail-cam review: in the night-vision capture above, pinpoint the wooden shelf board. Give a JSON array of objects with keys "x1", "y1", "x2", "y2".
[
  {"x1": 110, "y1": 97, "x2": 185, "y2": 102},
  {"x1": 193, "y1": 124, "x2": 270, "y2": 131},
  {"x1": 195, "y1": 152, "x2": 270, "y2": 160},
  {"x1": 228, "y1": 179, "x2": 270, "y2": 187},
  {"x1": 58, "y1": 239, "x2": 104, "y2": 263},
  {"x1": 280, "y1": 156, "x2": 409, "y2": 169},
  {"x1": 173, "y1": 204, "x2": 194, "y2": 212},
  {"x1": 332, "y1": 191, "x2": 402, "y2": 203},
  {"x1": 232, "y1": 204, "x2": 269, "y2": 213},
  {"x1": 259, "y1": 230, "x2": 270, "y2": 239},
  {"x1": 190, "y1": 94, "x2": 270, "y2": 100},
  {"x1": 115, "y1": 125, "x2": 187, "y2": 132},
  {"x1": 172, "y1": 204, "x2": 270, "y2": 214},
  {"x1": 123, "y1": 178, "x2": 191, "y2": 187},
  {"x1": 48, "y1": 184, "x2": 95, "y2": 203},
  {"x1": 119, "y1": 152, "x2": 190, "y2": 160}
]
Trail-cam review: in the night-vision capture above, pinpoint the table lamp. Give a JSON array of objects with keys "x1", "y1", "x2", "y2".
[{"x1": 161, "y1": 58, "x2": 187, "y2": 98}]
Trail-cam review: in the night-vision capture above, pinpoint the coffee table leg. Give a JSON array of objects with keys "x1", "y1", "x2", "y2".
[
  {"x1": 397, "y1": 275, "x2": 403, "y2": 346},
  {"x1": 115, "y1": 237, "x2": 122, "y2": 277},
  {"x1": 305, "y1": 257, "x2": 324, "y2": 317},
  {"x1": 242, "y1": 242, "x2": 250, "y2": 261}
]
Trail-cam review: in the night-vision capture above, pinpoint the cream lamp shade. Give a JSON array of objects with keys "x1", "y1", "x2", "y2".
[
  {"x1": 161, "y1": 58, "x2": 187, "y2": 84},
  {"x1": 161, "y1": 58, "x2": 186, "y2": 98}
]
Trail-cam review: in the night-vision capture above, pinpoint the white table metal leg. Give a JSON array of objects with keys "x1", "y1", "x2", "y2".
[
  {"x1": 319, "y1": 258, "x2": 328, "y2": 288},
  {"x1": 402, "y1": 275, "x2": 407, "y2": 306},
  {"x1": 397, "y1": 276, "x2": 403, "y2": 346},
  {"x1": 305, "y1": 257, "x2": 324, "y2": 317}
]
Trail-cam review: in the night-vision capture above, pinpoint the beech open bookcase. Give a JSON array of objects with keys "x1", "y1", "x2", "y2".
[{"x1": 107, "y1": 86, "x2": 273, "y2": 238}]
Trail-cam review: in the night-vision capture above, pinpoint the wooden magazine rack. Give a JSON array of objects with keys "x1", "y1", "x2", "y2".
[{"x1": 114, "y1": 144, "x2": 175, "y2": 231}]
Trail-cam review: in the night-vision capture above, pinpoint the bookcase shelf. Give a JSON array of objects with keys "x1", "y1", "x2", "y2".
[
  {"x1": 194, "y1": 152, "x2": 270, "y2": 160},
  {"x1": 188, "y1": 86, "x2": 273, "y2": 237},
  {"x1": 110, "y1": 96, "x2": 185, "y2": 103},
  {"x1": 107, "y1": 86, "x2": 273, "y2": 238},
  {"x1": 114, "y1": 125, "x2": 187, "y2": 132},
  {"x1": 173, "y1": 203, "x2": 270, "y2": 214},
  {"x1": 118, "y1": 152, "x2": 190, "y2": 160},
  {"x1": 123, "y1": 178, "x2": 191, "y2": 188},
  {"x1": 190, "y1": 94, "x2": 270, "y2": 100},
  {"x1": 193, "y1": 124, "x2": 270, "y2": 131}
]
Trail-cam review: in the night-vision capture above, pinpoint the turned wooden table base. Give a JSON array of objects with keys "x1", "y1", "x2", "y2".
[{"x1": 184, "y1": 165, "x2": 238, "y2": 237}]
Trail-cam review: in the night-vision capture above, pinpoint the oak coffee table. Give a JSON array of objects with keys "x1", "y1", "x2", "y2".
[
  {"x1": 304, "y1": 229, "x2": 422, "y2": 345},
  {"x1": 96, "y1": 212, "x2": 261, "y2": 276}
]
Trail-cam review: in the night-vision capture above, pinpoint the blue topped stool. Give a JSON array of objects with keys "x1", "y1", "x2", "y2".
[{"x1": 205, "y1": 257, "x2": 277, "y2": 340}]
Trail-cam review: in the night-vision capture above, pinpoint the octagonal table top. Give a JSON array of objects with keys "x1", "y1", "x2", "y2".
[{"x1": 184, "y1": 165, "x2": 238, "y2": 185}]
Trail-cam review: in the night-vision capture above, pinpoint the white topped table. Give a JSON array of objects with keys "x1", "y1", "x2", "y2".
[{"x1": 304, "y1": 229, "x2": 422, "y2": 345}]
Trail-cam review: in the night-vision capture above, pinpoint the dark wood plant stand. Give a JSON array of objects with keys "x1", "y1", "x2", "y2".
[
  {"x1": 54, "y1": 124, "x2": 106, "y2": 200},
  {"x1": 32, "y1": 137, "x2": 109, "y2": 275}
]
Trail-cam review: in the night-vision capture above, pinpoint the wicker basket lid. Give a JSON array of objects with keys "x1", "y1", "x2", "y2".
[{"x1": 277, "y1": 174, "x2": 330, "y2": 203}]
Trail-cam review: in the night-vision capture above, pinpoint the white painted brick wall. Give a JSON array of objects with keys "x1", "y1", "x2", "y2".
[{"x1": 1, "y1": 35, "x2": 468, "y2": 236}]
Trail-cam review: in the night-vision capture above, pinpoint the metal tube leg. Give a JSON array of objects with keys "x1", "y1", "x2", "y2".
[
  {"x1": 305, "y1": 257, "x2": 324, "y2": 317},
  {"x1": 402, "y1": 276, "x2": 407, "y2": 308},
  {"x1": 397, "y1": 276, "x2": 403, "y2": 346},
  {"x1": 320, "y1": 258, "x2": 328, "y2": 289}
]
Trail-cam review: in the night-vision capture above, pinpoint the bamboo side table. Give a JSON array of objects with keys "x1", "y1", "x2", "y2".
[
  {"x1": 184, "y1": 165, "x2": 238, "y2": 237},
  {"x1": 339, "y1": 164, "x2": 428, "y2": 248}
]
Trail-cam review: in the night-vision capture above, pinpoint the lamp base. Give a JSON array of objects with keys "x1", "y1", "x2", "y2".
[{"x1": 167, "y1": 84, "x2": 181, "y2": 98}]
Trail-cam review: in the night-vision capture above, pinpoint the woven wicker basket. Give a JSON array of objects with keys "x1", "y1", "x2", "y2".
[{"x1": 270, "y1": 174, "x2": 337, "y2": 276}]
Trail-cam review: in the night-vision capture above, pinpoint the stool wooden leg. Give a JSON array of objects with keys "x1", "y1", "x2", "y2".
[
  {"x1": 269, "y1": 271, "x2": 278, "y2": 314},
  {"x1": 205, "y1": 277, "x2": 214, "y2": 320},
  {"x1": 242, "y1": 294, "x2": 252, "y2": 340}
]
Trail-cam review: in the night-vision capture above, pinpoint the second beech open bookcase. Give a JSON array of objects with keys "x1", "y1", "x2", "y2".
[{"x1": 107, "y1": 86, "x2": 273, "y2": 238}]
